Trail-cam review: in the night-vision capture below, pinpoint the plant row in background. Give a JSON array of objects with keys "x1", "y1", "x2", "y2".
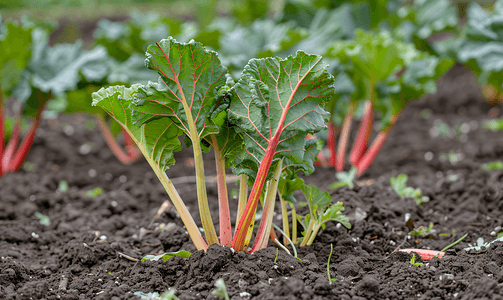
[{"x1": 1, "y1": 0, "x2": 500, "y2": 178}]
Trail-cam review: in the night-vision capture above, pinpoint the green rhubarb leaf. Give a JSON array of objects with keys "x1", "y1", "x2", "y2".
[
  {"x1": 208, "y1": 120, "x2": 244, "y2": 169},
  {"x1": 329, "y1": 30, "x2": 420, "y2": 84},
  {"x1": 92, "y1": 85, "x2": 182, "y2": 171},
  {"x1": 457, "y1": 0, "x2": 503, "y2": 92},
  {"x1": 292, "y1": 5, "x2": 356, "y2": 56},
  {"x1": 219, "y1": 19, "x2": 307, "y2": 74},
  {"x1": 381, "y1": 55, "x2": 454, "y2": 120},
  {"x1": 394, "y1": 0, "x2": 458, "y2": 54},
  {"x1": 13, "y1": 28, "x2": 109, "y2": 112},
  {"x1": 107, "y1": 53, "x2": 159, "y2": 85},
  {"x1": 141, "y1": 250, "x2": 191, "y2": 262},
  {"x1": 0, "y1": 21, "x2": 33, "y2": 94},
  {"x1": 282, "y1": 138, "x2": 323, "y2": 177},
  {"x1": 131, "y1": 37, "x2": 228, "y2": 142},
  {"x1": 227, "y1": 51, "x2": 334, "y2": 179}
]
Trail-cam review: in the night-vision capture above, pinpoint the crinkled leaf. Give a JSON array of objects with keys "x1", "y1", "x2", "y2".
[
  {"x1": 228, "y1": 51, "x2": 334, "y2": 179},
  {"x1": 92, "y1": 85, "x2": 182, "y2": 171},
  {"x1": 219, "y1": 19, "x2": 307, "y2": 74},
  {"x1": 381, "y1": 56, "x2": 454, "y2": 120},
  {"x1": 131, "y1": 37, "x2": 228, "y2": 142},
  {"x1": 107, "y1": 53, "x2": 159, "y2": 85},
  {"x1": 141, "y1": 250, "x2": 191, "y2": 262},
  {"x1": 282, "y1": 138, "x2": 322, "y2": 177},
  {"x1": 94, "y1": 10, "x2": 183, "y2": 62},
  {"x1": 328, "y1": 30, "x2": 420, "y2": 83},
  {"x1": 290, "y1": 5, "x2": 355, "y2": 56},
  {"x1": 458, "y1": 0, "x2": 503, "y2": 92},
  {"x1": 13, "y1": 31, "x2": 109, "y2": 104},
  {"x1": 32, "y1": 42, "x2": 108, "y2": 94},
  {"x1": 394, "y1": 0, "x2": 458, "y2": 54}
]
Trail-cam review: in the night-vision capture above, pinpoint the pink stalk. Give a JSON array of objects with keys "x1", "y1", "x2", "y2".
[
  {"x1": 349, "y1": 100, "x2": 373, "y2": 166},
  {"x1": 335, "y1": 103, "x2": 355, "y2": 172},
  {"x1": 307, "y1": 134, "x2": 328, "y2": 167},
  {"x1": 398, "y1": 249, "x2": 445, "y2": 261},
  {"x1": 2, "y1": 102, "x2": 24, "y2": 172},
  {"x1": 2, "y1": 120, "x2": 21, "y2": 171},
  {"x1": 97, "y1": 116, "x2": 133, "y2": 165},
  {"x1": 123, "y1": 129, "x2": 142, "y2": 160},
  {"x1": 211, "y1": 135, "x2": 232, "y2": 247},
  {"x1": 327, "y1": 121, "x2": 337, "y2": 167},
  {"x1": 9, "y1": 95, "x2": 48, "y2": 172},
  {"x1": 0, "y1": 89, "x2": 4, "y2": 176},
  {"x1": 250, "y1": 158, "x2": 283, "y2": 253},
  {"x1": 232, "y1": 136, "x2": 280, "y2": 251},
  {"x1": 355, "y1": 114, "x2": 399, "y2": 177}
]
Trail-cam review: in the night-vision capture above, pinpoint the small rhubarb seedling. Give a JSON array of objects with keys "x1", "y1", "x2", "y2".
[
  {"x1": 212, "y1": 278, "x2": 230, "y2": 300},
  {"x1": 297, "y1": 184, "x2": 350, "y2": 247},
  {"x1": 410, "y1": 254, "x2": 423, "y2": 267},
  {"x1": 327, "y1": 243, "x2": 337, "y2": 284},
  {"x1": 481, "y1": 161, "x2": 503, "y2": 171},
  {"x1": 390, "y1": 174, "x2": 429, "y2": 206},
  {"x1": 329, "y1": 166, "x2": 357, "y2": 189}
]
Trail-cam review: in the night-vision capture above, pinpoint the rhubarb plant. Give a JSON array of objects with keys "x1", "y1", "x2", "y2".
[
  {"x1": 390, "y1": 174, "x2": 429, "y2": 206},
  {"x1": 324, "y1": 30, "x2": 453, "y2": 176},
  {"x1": 92, "y1": 37, "x2": 338, "y2": 253},
  {"x1": 457, "y1": 0, "x2": 503, "y2": 104},
  {"x1": 297, "y1": 184, "x2": 350, "y2": 246},
  {"x1": 0, "y1": 16, "x2": 33, "y2": 177}
]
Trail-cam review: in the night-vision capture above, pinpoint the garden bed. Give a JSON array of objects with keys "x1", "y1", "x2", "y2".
[{"x1": 1, "y1": 65, "x2": 503, "y2": 299}]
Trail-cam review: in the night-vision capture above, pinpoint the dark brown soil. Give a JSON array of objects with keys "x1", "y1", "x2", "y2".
[{"x1": 2, "y1": 64, "x2": 503, "y2": 299}]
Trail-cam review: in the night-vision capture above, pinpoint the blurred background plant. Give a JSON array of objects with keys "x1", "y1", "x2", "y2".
[{"x1": 1, "y1": 0, "x2": 501, "y2": 177}]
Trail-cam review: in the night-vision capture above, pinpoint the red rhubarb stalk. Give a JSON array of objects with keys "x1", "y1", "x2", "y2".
[
  {"x1": 349, "y1": 100, "x2": 373, "y2": 166},
  {"x1": 335, "y1": 103, "x2": 355, "y2": 172},
  {"x1": 232, "y1": 137, "x2": 280, "y2": 252},
  {"x1": 9, "y1": 96, "x2": 48, "y2": 172},
  {"x1": 251, "y1": 158, "x2": 283, "y2": 252},
  {"x1": 0, "y1": 88, "x2": 4, "y2": 176},
  {"x1": 307, "y1": 133, "x2": 328, "y2": 167},
  {"x1": 398, "y1": 249, "x2": 445, "y2": 261},
  {"x1": 97, "y1": 116, "x2": 133, "y2": 165},
  {"x1": 327, "y1": 121, "x2": 336, "y2": 167},
  {"x1": 211, "y1": 135, "x2": 232, "y2": 247},
  {"x1": 2, "y1": 120, "x2": 21, "y2": 171},
  {"x1": 356, "y1": 114, "x2": 399, "y2": 177}
]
